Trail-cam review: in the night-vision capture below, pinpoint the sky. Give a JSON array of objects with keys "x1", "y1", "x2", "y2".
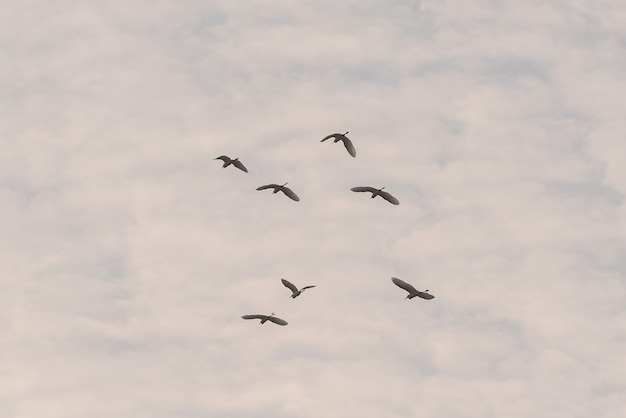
[{"x1": 2, "y1": 1, "x2": 626, "y2": 417}]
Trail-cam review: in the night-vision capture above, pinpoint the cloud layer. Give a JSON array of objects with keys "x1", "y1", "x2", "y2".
[{"x1": 2, "y1": 1, "x2": 626, "y2": 417}]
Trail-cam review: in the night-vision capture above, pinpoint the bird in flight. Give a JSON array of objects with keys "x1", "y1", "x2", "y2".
[
  {"x1": 256, "y1": 183, "x2": 300, "y2": 201},
  {"x1": 241, "y1": 313, "x2": 288, "y2": 326},
  {"x1": 281, "y1": 278, "x2": 316, "y2": 299},
  {"x1": 214, "y1": 155, "x2": 248, "y2": 173},
  {"x1": 391, "y1": 277, "x2": 434, "y2": 300},
  {"x1": 321, "y1": 131, "x2": 356, "y2": 158},
  {"x1": 351, "y1": 186, "x2": 399, "y2": 205}
]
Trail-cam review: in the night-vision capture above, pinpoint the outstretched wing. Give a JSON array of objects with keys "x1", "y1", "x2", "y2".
[
  {"x1": 301, "y1": 285, "x2": 316, "y2": 291},
  {"x1": 379, "y1": 190, "x2": 400, "y2": 205},
  {"x1": 281, "y1": 186, "x2": 300, "y2": 201},
  {"x1": 321, "y1": 133, "x2": 339, "y2": 142},
  {"x1": 391, "y1": 277, "x2": 418, "y2": 294},
  {"x1": 242, "y1": 314, "x2": 265, "y2": 320},
  {"x1": 267, "y1": 316, "x2": 288, "y2": 326},
  {"x1": 232, "y1": 159, "x2": 248, "y2": 173},
  {"x1": 351, "y1": 186, "x2": 376, "y2": 194},
  {"x1": 281, "y1": 278, "x2": 299, "y2": 296},
  {"x1": 340, "y1": 137, "x2": 356, "y2": 157},
  {"x1": 256, "y1": 184, "x2": 279, "y2": 191},
  {"x1": 214, "y1": 155, "x2": 230, "y2": 162}
]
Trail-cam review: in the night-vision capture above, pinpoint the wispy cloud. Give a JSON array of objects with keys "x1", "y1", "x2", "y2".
[{"x1": 2, "y1": 1, "x2": 626, "y2": 417}]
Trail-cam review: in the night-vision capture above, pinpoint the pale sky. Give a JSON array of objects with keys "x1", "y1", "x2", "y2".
[{"x1": 2, "y1": 1, "x2": 626, "y2": 417}]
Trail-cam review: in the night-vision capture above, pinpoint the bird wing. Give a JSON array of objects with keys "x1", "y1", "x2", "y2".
[
  {"x1": 391, "y1": 277, "x2": 418, "y2": 294},
  {"x1": 256, "y1": 184, "x2": 279, "y2": 191},
  {"x1": 232, "y1": 159, "x2": 248, "y2": 173},
  {"x1": 267, "y1": 316, "x2": 288, "y2": 326},
  {"x1": 379, "y1": 190, "x2": 400, "y2": 205},
  {"x1": 418, "y1": 292, "x2": 435, "y2": 300},
  {"x1": 242, "y1": 314, "x2": 265, "y2": 320},
  {"x1": 215, "y1": 155, "x2": 230, "y2": 162},
  {"x1": 281, "y1": 278, "x2": 299, "y2": 295},
  {"x1": 281, "y1": 186, "x2": 300, "y2": 201},
  {"x1": 301, "y1": 285, "x2": 316, "y2": 291},
  {"x1": 321, "y1": 133, "x2": 339, "y2": 142},
  {"x1": 340, "y1": 137, "x2": 356, "y2": 157},
  {"x1": 351, "y1": 186, "x2": 376, "y2": 194}
]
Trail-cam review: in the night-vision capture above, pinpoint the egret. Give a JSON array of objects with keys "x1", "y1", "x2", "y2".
[
  {"x1": 214, "y1": 155, "x2": 248, "y2": 173},
  {"x1": 241, "y1": 313, "x2": 288, "y2": 326},
  {"x1": 391, "y1": 277, "x2": 434, "y2": 300},
  {"x1": 281, "y1": 278, "x2": 316, "y2": 299},
  {"x1": 256, "y1": 183, "x2": 300, "y2": 201},
  {"x1": 351, "y1": 186, "x2": 399, "y2": 205},
  {"x1": 321, "y1": 131, "x2": 356, "y2": 158}
]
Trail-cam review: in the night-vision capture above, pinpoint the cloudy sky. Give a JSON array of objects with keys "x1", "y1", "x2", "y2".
[{"x1": 2, "y1": 1, "x2": 626, "y2": 417}]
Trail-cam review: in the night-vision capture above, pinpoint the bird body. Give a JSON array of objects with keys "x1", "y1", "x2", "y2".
[
  {"x1": 215, "y1": 155, "x2": 248, "y2": 172},
  {"x1": 241, "y1": 313, "x2": 288, "y2": 326},
  {"x1": 391, "y1": 277, "x2": 434, "y2": 300},
  {"x1": 321, "y1": 131, "x2": 356, "y2": 157},
  {"x1": 281, "y1": 278, "x2": 316, "y2": 298},
  {"x1": 351, "y1": 186, "x2": 399, "y2": 205},
  {"x1": 256, "y1": 183, "x2": 300, "y2": 201}
]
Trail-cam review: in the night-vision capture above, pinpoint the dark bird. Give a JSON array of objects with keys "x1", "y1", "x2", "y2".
[
  {"x1": 214, "y1": 155, "x2": 248, "y2": 173},
  {"x1": 281, "y1": 278, "x2": 316, "y2": 299},
  {"x1": 241, "y1": 313, "x2": 288, "y2": 326},
  {"x1": 351, "y1": 186, "x2": 399, "y2": 205},
  {"x1": 321, "y1": 131, "x2": 356, "y2": 158},
  {"x1": 391, "y1": 277, "x2": 434, "y2": 300},
  {"x1": 256, "y1": 183, "x2": 300, "y2": 201}
]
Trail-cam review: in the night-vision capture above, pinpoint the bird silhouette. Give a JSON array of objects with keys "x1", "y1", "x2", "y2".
[
  {"x1": 241, "y1": 313, "x2": 288, "y2": 326},
  {"x1": 214, "y1": 155, "x2": 248, "y2": 172},
  {"x1": 351, "y1": 186, "x2": 399, "y2": 205},
  {"x1": 391, "y1": 277, "x2": 434, "y2": 300},
  {"x1": 256, "y1": 183, "x2": 300, "y2": 201},
  {"x1": 281, "y1": 278, "x2": 316, "y2": 298},
  {"x1": 321, "y1": 131, "x2": 356, "y2": 158}
]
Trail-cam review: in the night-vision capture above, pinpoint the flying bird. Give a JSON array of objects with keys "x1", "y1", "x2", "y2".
[
  {"x1": 321, "y1": 131, "x2": 356, "y2": 158},
  {"x1": 241, "y1": 313, "x2": 288, "y2": 326},
  {"x1": 256, "y1": 183, "x2": 300, "y2": 201},
  {"x1": 351, "y1": 186, "x2": 399, "y2": 205},
  {"x1": 391, "y1": 277, "x2": 434, "y2": 300},
  {"x1": 281, "y1": 278, "x2": 316, "y2": 299},
  {"x1": 214, "y1": 155, "x2": 248, "y2": 173}
]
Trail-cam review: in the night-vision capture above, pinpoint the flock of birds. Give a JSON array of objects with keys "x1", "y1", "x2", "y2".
[{"x1": 215, "y1": 131, "x2": 434, "y2": 327}]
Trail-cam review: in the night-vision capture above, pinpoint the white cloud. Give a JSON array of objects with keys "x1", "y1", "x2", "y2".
[{"x1": 2, "y1": 1, "x2": 626, "y2": 417}]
